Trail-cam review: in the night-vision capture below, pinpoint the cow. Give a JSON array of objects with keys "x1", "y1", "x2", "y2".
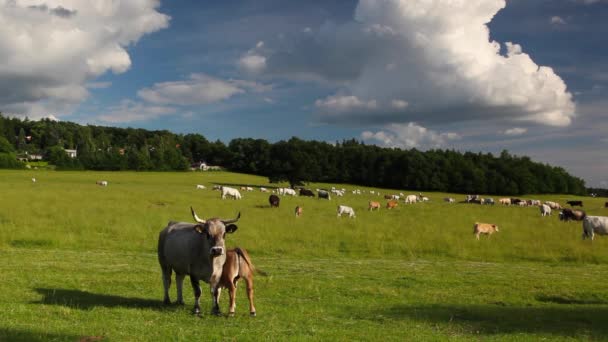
[
  {"x1": 157, "y1": 208, "x2": 241, "y2": 315},
  {"x1": 283, "y1": 188, "x2": 297, "y2": 196},
  {"x1": 482, "y1": 198, "x2": 495, "y2": 205},
  {"x1": 196, "y1": 184, "x2": 206, "y2": 190},
  {"x1": 212, "y1": 185, "x2": 222, "y2": 191},
  {"x1": 269, "y1": 194, "x2": 280, "y2": 208},
  {"x1": 31, "y1": 177, "x2": 36, "y2": 183},
  {"x1": 384, "y1": 195, "x2": 393, "y2": 200},
  {"x1": 260, "y1": 187, "x2": 268, "y2": 192},
  {"x1": 420, "y1": 196, "x2": 429, "y2": 202},
  {"x1": 566, "y1": 200, "x2": 583, "y2": 207},
  {"x1": 369, "y1": 201, "x2": 381, "y2": 211},
  {"x1": 582, "y1": 216, "x2": 608, "y2": 240},
  {"x1": 386, "y1": 200, "x2": 398, "y2": 210},
  {"x1": 605, "y1": 202, "x2": 608, "y2": 208},
  {"x1": 559, "y1": 208, "x2": 586, "y2": 222},
  {"x1": 295, "y1": 206, "x2": 303, "y2": 217},
  {"x1": 221, "y1": 186, "x2": 242, "y2": 200},
  {"x1": 218, "y1": 248, "x2": 258, "y2": 316},
  {"x1": 540, "y1": 204, "x2": 551, "y2": 217},
  {"x1": 404, "y1": 195, "x2": 418, "y2": 204},
  {"x1": 444, "y1": 197, "x2": 455, "y2": 203},
  {"x1": 499, "y1": 198, "x2": 511, "y2": 206},
  {"x1": 337, "y1": 205, "x2": 355, "y2": 218},
  {"x1": 473, "y1": 223, "x2": 499, "y2": 240},
  {"x1": 299, "y1": 189, "x2": 315, "y2": 197},
  {"x1": 318, "y1": 190, "x2": 331, "y2": 200},
  {"x1": 511, "y1": 198, "x2": 523, "y2": 205},
  {"x1": 245, "y1": 187, "x2": 254, "y2": 192},
  {"x1": 465, "y1": 195, "x2": 480, "y2": 203},
  {"x1": 518, "y1": 201, "x2": 528, "y2": 207},
  {"x1": 545, "y1": 201, "x2": 561, "y2": 210},
  {"x1": 96, "y1": 180, "x2": 108, "y2": 186},
  {"x1": 530, "y1": 200, "x2": 541, "y2": 206}
]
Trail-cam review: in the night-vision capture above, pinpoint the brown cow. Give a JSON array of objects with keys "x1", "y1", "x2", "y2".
[
  {"x1": 368, "y1": 201, "x2": 381, "y2": 211},
  {"x1": 219, "y1": 248, "x2": 257, "y2": 316},
  {"x1": 473, "y1": 222, "x2": 499, "y2": 240},
  {"x1": 295, "y1": 206, "x2": 303, "y2": 217},
  {"x1": 384, "y1": 194, "x2": 392, "y2": 200},
  {"x1": 386, "y1": 200, "x2": 398, "y2": 210}
]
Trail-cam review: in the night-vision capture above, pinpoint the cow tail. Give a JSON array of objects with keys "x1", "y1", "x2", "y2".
[{"x1": 235, "y1": 248, "x2": 268, "y2": 276}]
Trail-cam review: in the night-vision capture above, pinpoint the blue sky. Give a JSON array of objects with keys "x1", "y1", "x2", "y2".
[{"x1": 1, "y1": 0, "x2": 607, "y2": 186}]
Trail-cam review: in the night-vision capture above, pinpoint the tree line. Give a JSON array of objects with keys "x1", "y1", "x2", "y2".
[{"x1": 0, "y1": 114, "x2": 588, "y2": 195}]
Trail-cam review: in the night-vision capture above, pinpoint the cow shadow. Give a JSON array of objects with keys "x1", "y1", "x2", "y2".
[
  {"x1": 32, "y1": 288, "x2": 167, "y2": 311},
  {"x1": 0, "y1": 328, "x2": 82, "y2": 342},
  {"x1": 364, "y1": 302, "x2": 608, "y2": 337}
]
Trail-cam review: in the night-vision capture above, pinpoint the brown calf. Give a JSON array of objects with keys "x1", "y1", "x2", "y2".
[
  {"x1": 295, "y1": 206, "x2": 303, "y2": 217},
  {"x1": 473, "y1": 222, "x2": 499, "y2": 240},
  {"x1": 386, "y1": 200, "x2": 398, "y2": 209},
  {"x1": 219, "y1": 248, "x2": 257, "y2": 316},
  {"x1": 369, "y1": 201, "x2": 381, "y2": 211}
]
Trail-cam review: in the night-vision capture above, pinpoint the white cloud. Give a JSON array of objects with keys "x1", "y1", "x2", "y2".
[
  {"x1": 362, "y1": 122, "x2": 460, "y2": 149},
  {"x1": 503, "y1": 127, "x2": 528, "y2": 136},
  {"x1": 0, "y1": 0, "x2": 169, "y2": 119},
  {"x1": 238, "y1": 41, "x2": 267, "y2": 73},
  {"x1": 253, "y1": 0, "x2": 575, "y2": 128},
  {"x1": 550, "y1": 16, "x2": 566, "y2": 25},
  {"x1": 137, "y1": 74, "x2": 271, "y2": 106},
  {"x1": 315, "y1": 95, "x2": 377, "y2": 113},
  {"x1": 98, "y1": 100, "x2": 176, "y2": 123},
  {"x1": 86, "y1": 82, "x2": 112, "y2": 89},
  {"x1": 391, "y1": 99, "x2": 409, "y2": 109}
]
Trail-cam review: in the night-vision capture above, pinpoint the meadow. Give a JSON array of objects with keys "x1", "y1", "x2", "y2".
[{"x1": 1, "y1": 169, "x2": 608, "y2": 341}]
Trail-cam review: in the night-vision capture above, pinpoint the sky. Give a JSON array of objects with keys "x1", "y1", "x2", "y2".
[{"x1": 1, "y1": 0, "x2": 607, "y2": 187}]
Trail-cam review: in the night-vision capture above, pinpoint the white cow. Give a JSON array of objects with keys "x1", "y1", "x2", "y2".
[
  {"x1": 96, "y1": 180, "x2": 108, "y2": 186},
  {"x1": 31, "y1": 177, "x2": 36, "y2": 183},
  {"x1": 405, "y1": 195, "x2": 418, "y2": 204},
  {"x1": 221, "y1": 186, "x2": 242, "y2": 200},
  {"x1": 283, "y1": 188, "x2": 297, "y2": 196},
  {"x1": 260, "y1": 187, "x2": 268, "y2": 192},
  {"x1": 540, "y1": 204, "x2": 551, "y2": 216},
  {"x1": 196, "y1": 184, "x2": 206, "y2": 189},
  {"x1": 337, "y1": 205, "x2": 356, "y2": 218},
  {"x1": 582, "y1": 216, "x2": 608, "y2": 240},
  {"x1": 245, "y1": 187, "x2": 254, "y2": 191},
  {"x1": 420, "y1": 196, "x2": 429, "y2": 202}
]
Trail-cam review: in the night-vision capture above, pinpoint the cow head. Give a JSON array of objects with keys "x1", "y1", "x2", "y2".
[{"x1": 191, "y1": 207, "x2": 240, "y2": 257}]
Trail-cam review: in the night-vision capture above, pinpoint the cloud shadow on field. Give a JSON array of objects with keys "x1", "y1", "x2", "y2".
[
  {"x1": 32, "y1": 288, "x2": 167, "y2": 311},
  {"x1": 370, "y1": 303, "x2": 608, "y2": 337}
]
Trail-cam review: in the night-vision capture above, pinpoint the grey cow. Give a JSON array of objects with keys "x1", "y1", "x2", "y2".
[{"x1": 158, "y1": 207, "x2": 240, "y2": 315}]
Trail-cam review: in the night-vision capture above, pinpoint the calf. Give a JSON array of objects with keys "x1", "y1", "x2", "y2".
[
  {"x1": 269, "y1": 194, "x2": 280, "y2": 208},
  {"x1": 473, "y1": 222, "x2": 499, "y2": 240},
  {"x1": 386, "y1": 200, "x2": 398, "y2": 210},
  {"x1": 337, "y1": 205, "x2": 355, "y2": 218},
  {"x1": 295, "y1": 206, "x2": 303, "y2": 217},
  {"x1": 219, "y1": 248, "x2": 257, "y2": 316},
  {"x1": 368, "y1": 201, "x2": 381, "y2": 211}
]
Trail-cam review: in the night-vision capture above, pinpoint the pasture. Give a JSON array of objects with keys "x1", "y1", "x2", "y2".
[{"x1": 1, "y1": 170, "x2": 608, "y2": 341}]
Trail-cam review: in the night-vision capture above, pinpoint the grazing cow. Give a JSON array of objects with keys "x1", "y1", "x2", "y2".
[
  {"x1": 337, "y1": 205, "x2": 355, "y2": 218},
  {"x1": 369, "y1": 201, "x2": 381, "y2": 211},
  {"x1": 444, "y1": 197, "x2": 455, "y2": 203},
  {"x1": 518, "y1": 201, "x2": 527, "y2": 207},
  {"x1": 530, "y1": 200, "x2": 541, "y2": 206},
  {"x1": 245, "y1": 187, "x2": 254, "y2": 192},
  {"x1": 559, "y1": 208, "x2": 586, "y2": 222},
  {"x1": 212, "y1": 185, "x2": 222, "y2": 191},
  {"x1": 420, "y1": 196, "x2": 429, "y2": 202},
  {"x1": 218, "y1": 248, "x2": 257, "y2": 316},
  {"x1": 96, "y1": 180, "x2": 108, "y2": 186},
  {"x1": 405, "y1": 195, "x2": 418, "y2": 204},
  {"x1": 540, "y1": 204, "x2": 551, "y2": 217},
  {"x1": 384, "y1": 195, "x2": 393, "y2": 200},
  {"x1": 158, "y1": 208, "x2": 240, "y2": 315},
  {"x1": 269, "y1": 194, "x2": 280, "y2": 208},
  {"x1": 582, "y1": 216, "x2": 608, "y2": 240},
  {"x1": 545, "y1": 201, "x2": 561, "y2": 210},
  {"x1": 386, "y1": 200, "x2": 398, "y2": 210},
  {"x1": 196, "y1": 184, "x2": 206, "y2": 190},
  {"x1": 482, "y1": 198, "x2": 495, "y2": 205},
  {"x1": 295, "y1": 206, "x2": 303, "y2": 217},
  {"x1": 221, "y1": 186, "x2": 242, "y2": 200},
  {"x1": 299, "y1": 189, "x2": 315, "y2": 197},
  {"x1": 283, "y1": 188, "x2": 297, "y2": 196},
  {"x1": 260, "y1": 187, "x2": 268, "y2": 192},
  {"x1": 566, "y1": 200, "x2": 583, "y2": 207},
  {"x1": 499, "y1": 198, "x2": 511, "y2": 206},
  {"x1": 473, "y1": 223, "x2": 499, "y2": 240},
  {"x1": 465, "y1": 195, "x2": 480, "y2": 203},
  {"x1": 240, "y1": 187, "x2": 247, "y2": 191},
  {"x1": 318, "y1": 190, "x2": 331, "y2": 200},
  {"x1": 511, "y1": 198, "x2": 523, "y2": 205}
]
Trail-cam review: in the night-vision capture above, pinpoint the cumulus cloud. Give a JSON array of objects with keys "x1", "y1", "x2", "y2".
[
  {"x1": 0, "y1": 0, "x2": 169, "y2": 119},
  {"x1": 503, "y1": 127, "x2": 528, "y2": 136},
  {"x1": 250, "y1": 0, "x2": 576, "y2": 128},
  {"x1": 362, "y1": 122, "x2": 460, "y2": 149},
  {"x1": 98, "y1": 100, "x2": 176, "y2": 123},
  {"x1": 137, "y1": 73, "x2": 270, "y2": 106},
  {"x1": 550, "y1": 16, "x2": 566, "y2": 25},
  {"x1": 238, "y1": 41, "x2": 267, "y2": 73}
]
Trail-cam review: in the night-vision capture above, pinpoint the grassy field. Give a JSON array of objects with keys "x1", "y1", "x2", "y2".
[{"x1": 1, "y1": 169, "x2": 608, "y2": 341}]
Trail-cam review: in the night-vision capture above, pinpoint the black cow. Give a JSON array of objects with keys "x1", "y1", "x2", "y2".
[
  {"x1": 605, "y1": 202, "x2": 608, "y2": 208},
  {"x1": 299, "y1": 189, "x2": 315, "y2": 197},
  {"x1": 318, "y1": 190, "x2": 330, "y2": 200},
  {"x1": 511, "y1": 198, "x2": 523, "y2": 205},
  {"x1": 559, "y1": 208, "x2": 586, "y2": 222},
  {"x1": 566, "y1": 200, "x2": 583, "y2": 207},
  {"x1": 269, "y1": 194, "x2": 280, "y2": 208}
]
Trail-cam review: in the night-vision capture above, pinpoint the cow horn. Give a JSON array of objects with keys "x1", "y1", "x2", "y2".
[
  {"x1": 191, "y1": 206, "x2": 206, "y2": 224},
  {"x1": 222, "y1": 212, "x2": 241, "y2": 224}
]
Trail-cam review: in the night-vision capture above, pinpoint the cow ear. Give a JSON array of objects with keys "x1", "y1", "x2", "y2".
[
  {"x1": 225, "y1": 224, "x2": 238, "y2": 234},
  {"x1": 194, "y1": 224, "x2": 206, "y2": 234}
]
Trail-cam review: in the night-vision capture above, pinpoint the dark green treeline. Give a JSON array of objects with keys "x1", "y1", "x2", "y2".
[{"x1": 0, "y1": 114, "x2": 586, "y2": 195}]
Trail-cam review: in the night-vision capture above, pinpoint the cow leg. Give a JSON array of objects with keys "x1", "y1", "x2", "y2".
[
  {"x1": 210, "y1": 285, "x2": 222, "y2": 315},
  {"x1": 228, "y1": 280, "x2": 237, "y2": 316},
  {"x1": 175, "y1": 273, "x2": 185, "y2": 305},
  {"x1": 245, "y1": 277, "x2": 256, "y2": 317},
  {"x1": 161, "y1": 266, "x2": 172, "y2": 305},
  {"x1": 190, "y1": 277, "x2": 202, "y2": 316},
  {"x1": 476, "y1": 233, "x2": 480, "y2": 240}
]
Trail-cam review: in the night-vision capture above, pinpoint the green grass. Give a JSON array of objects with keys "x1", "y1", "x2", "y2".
[{"x1": 1, "y1": 169, "x2": 608, "y2": 341}]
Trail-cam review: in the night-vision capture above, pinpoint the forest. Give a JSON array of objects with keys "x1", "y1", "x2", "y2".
[{"x1": 0, "y1": 114, "x2": 587, "y2": 195}]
